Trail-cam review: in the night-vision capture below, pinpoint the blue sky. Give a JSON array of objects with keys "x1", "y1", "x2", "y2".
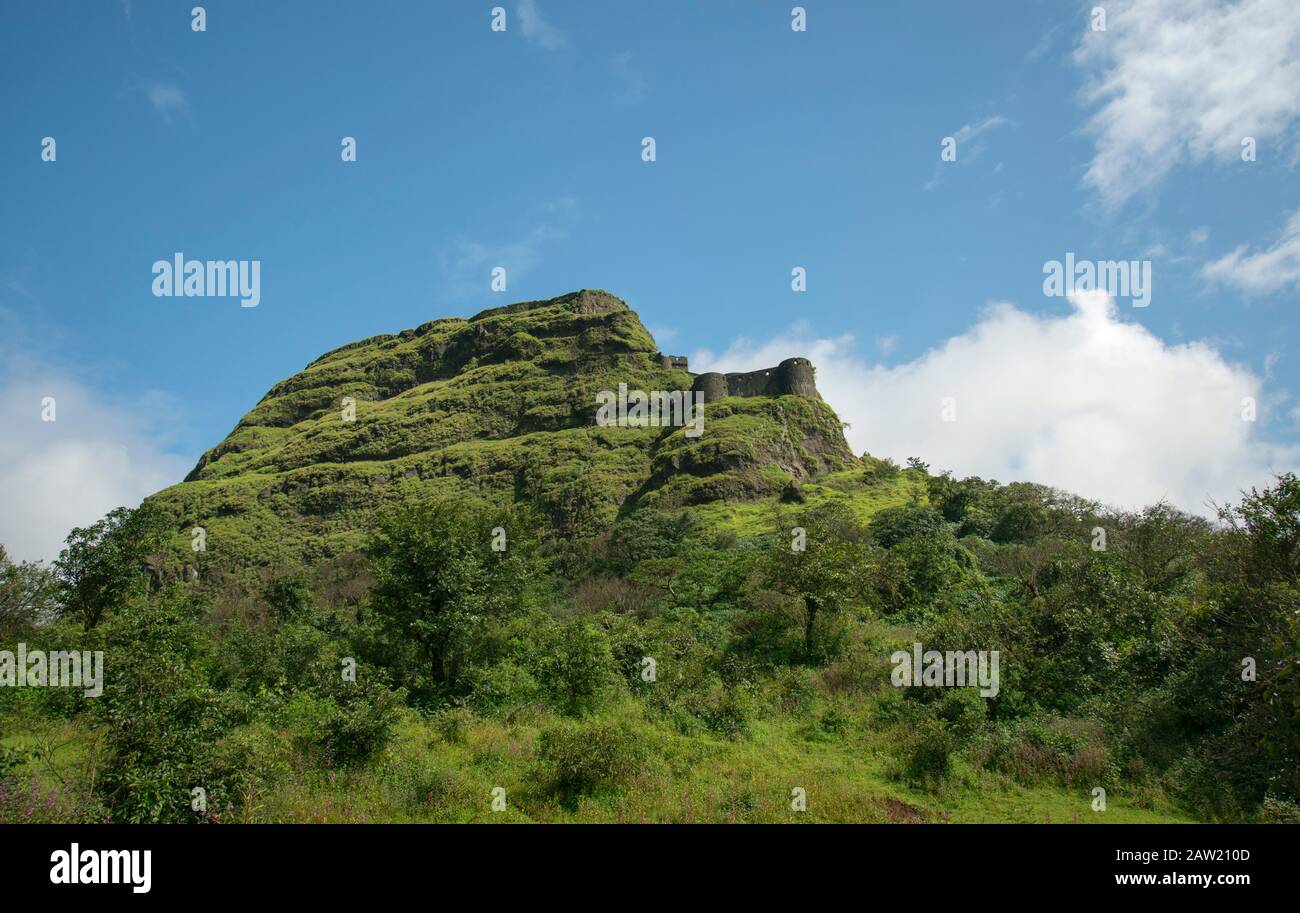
[{"x1": 2, "y1": 0, "x2": 1298, "y2": 560}]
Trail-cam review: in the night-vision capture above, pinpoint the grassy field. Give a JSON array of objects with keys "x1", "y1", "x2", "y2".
[{"x1": 1, "y1": 692, "x2": 1192, "y2": 824}]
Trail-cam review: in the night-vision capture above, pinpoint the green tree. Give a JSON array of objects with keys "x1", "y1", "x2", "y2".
[
  {"x1": 1108, "y1": 502, "x2": 1211, "y2": 592},
  {"x1": 263, "y1": 575, "x2": 315, "y2": 623},
  {"x1": 541, "y1": 619, "x2": 617, "y2": 714},
  {"x1": 53, "y1": 502, "x2": 170, "y2": 629},
  {"x1": 0, "y1": 545, "x2": 57, "y2": 635},
  {"x1": 95, "y1": 593, "x2": 235, "y2": 822},
  {"x1": 757, "y1": 502, "x2": 874, "y2": 658},
  {"x1": 366, "y1": 497, "x2": 541, "y2": 691},
  {"x1": 1195, "y1": 474, "x2": 1300, "y2": 806}
]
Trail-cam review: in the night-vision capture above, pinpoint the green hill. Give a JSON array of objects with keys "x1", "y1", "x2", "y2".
[{"x1": 150, "y1": 289, "x2": 857, "y2": 570}]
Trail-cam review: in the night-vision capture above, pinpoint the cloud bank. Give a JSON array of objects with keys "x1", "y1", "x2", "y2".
[
  {"x1": 1074, "y1": 0, "x2": 1300, "y2": 208},
  {"x1": 692, "y1": 292, "x2": 1296, "y2": 515},
  {"x1": 1202, "y1": 207, "x2": 1300, "y2": 294},
  {"x1": 0, "y1": 333, "x2": 191, "y2": 563}
]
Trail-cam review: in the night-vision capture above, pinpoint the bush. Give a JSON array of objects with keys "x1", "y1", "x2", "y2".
[
  {"x1": 312, "y1": 668, "x2": 406, "y2": 767},
  {"x1": 571, "y1": 576, "x2": 658, "y2": 617},
  {"x1": 861, "y1": 453, "x2": 901, "y2": 486},
  {"x1": 464, "y1": 660, "x2": 541, "y2": 713},
  {"x1": 679, "y1": 677, "x2": 753, "y2": 739},
  {"x1": 536, "y1": 719, "x2": 646, "y2": 798},
  {"x1": 896, "y1": 717, "x2": 955, "y2": 790},
  {"x1": 432, "y1": 707, "x2": 475, "y2": 744},
  {"x1": 395, "y1": 758, "x2": 474, "y2": 812},
  {"x1": 978, "y1": 716, "x2": 1113, "y2": 788},
  {"x1": 538, "y1": 620, "x2": 617, "y2": 715},
  {"x1": 0, "y1": 771, "x2": 108, "y2": 824},
  {"x1": 773, "y1": 667, "x2": 817, "y2": 714},
  {"x1": 94, "y1": 596, "x2": 242, "y2": 823},
  {"x1": 206, "y1": 723, "x2": 293, "y2": 821}
]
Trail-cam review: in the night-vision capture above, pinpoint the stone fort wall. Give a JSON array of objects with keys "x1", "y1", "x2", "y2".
[{"x1": 690, "y1": 357, "x2": 820, "y2": 402}]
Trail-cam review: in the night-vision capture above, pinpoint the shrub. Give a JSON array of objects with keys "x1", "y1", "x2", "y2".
[
  {"x1": 896, "y1": 717, "x2": 955, "y2": 790},
  {"x1": 571, "y1": 575, "x2": 658, "y2": 617},
  {"x1": 680, "y1": 677, "x2": 753, "y2": 739},
  {"x1": 773, "y1": 667, "x2": 817, "y2": 714},
  {"x1": 978, "y1": 716, "x2": 1112, "y2": 788},
  {"x1": 396, "y1": 759, "x2": 474, "y2": 812},
  {"x1": 861, "y1": 453, "x2": 900, "y2": 486},
  {"x1": 432, "y1": 706, "x2": 475, "y2": 744},
  {"x1": 206, "y1": 723, "x2": 293, "y2": 821},
  {"x1": 538, "y1": 620, "x2": 617, "y2": 715},
  {"x1": 94, "y1": 596, "x2": 241, "y2": 823},
  {"x1": 464, "y1": 660, "x2": 541, "y2": 713},
  {"x1": 536, "y1": 719, "x2": 646, "y2": 798},
  {"x1": 312, "y1": 669, "x2": 406, "y2": 767}
]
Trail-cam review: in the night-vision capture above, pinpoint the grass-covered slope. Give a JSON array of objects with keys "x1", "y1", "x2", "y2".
[{"x1": 148, "y1": 289, "x2": 856, "y2": 570}]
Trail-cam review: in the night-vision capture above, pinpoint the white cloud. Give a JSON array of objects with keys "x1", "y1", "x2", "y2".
[
  {"x1": 518, "y1": 0, "x2": 567, "y2": 50},
  {"x1": 691, "y1": 292, "x2": 1296, "y2": 515},
  {"x1": 1027, "y1": 23, "x2": 1065, "y2": 62},
  {"x1": 1074, "y1": 0, "x2": 1300, "y2": 209},
  {"x1": 925, "y1": 115, "x2": 1012, "y2": 190},
  {"x1": 438, "y1": 197, "x2": 580, "y2": 298},
  {"x1": 1202, "y1": 208, "x2": 1300, "y2": 294},
  {"x1": 610, "y1": 51, "x2": 650, "y2": 106},
  {"x1": 145, "y1": 83, "x2": 188, "y2": 118},
  {"x1": 952, "y1": 115, "x2": 1010, "y2": 145},
  {"x1": 0, "y1": 332, "x2": 190, "y2": 563}
]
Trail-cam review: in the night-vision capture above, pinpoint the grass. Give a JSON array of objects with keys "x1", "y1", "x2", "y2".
[
  {"x1": 690, "y1": 468, "x2": 929, "y2": 537},
  {"x1": 1, "y1": 697, "x2": 1192, "y2": 824}
]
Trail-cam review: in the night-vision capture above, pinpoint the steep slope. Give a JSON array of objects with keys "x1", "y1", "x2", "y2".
[{"x1": 148, "y1": 290, "x2": 855, "y2": 569}]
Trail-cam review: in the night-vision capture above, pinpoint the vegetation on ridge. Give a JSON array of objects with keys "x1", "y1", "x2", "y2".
[{"x1": 1, "y1": 292, "x2": 1296, "y2": 824}]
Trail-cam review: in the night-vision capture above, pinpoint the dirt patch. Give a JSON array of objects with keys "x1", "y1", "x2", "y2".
[{"x1": 879, "y1": 797, "x2": 928, "y2": 823}]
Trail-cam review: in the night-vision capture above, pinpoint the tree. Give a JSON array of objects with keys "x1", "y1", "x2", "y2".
[
  {"x1": 757, "y1": 502, "x2": 874, "y2": 658},
  {"x1": 366, "y1": 497, "x2": 541, "y2": 691},
  {"x1": 1202, "y1": 474, "x2": 1300, "y2": 804},
  {"x1": 1108, "y1": 502, "x2": 1211, "y2": 592},
  {"x1": 870, "y1": 505, "x2": 946, "y2": 549},
  {"x1": 925, "y1": 471, "x2": 996, "y2": 525},
  {"x1": 541, "y1": 619, "x2": 616, "y2": 715},
  {"x1": 53, "y1": 503, "x2": 170, "y2": 630},
  {"x1": 1219, "y1": 472, "x2": 1300, "y2": 596},
  {"x1": 263, "y1": 575, "x2": 315, "y2": 623},
  {"x1": 860, "y1": 453, "x2": 900, "y2": 486},
  {"x1": 0, "y1": 545, "x2": 57, "y2": 635},
  {"x1": 95, "y1": 592, "x2": 232, "y2": 822}
]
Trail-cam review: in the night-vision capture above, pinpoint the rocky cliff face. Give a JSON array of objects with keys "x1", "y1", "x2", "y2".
[{"x1": 150, "y1": 290, "x2": 855, "y2": 569}]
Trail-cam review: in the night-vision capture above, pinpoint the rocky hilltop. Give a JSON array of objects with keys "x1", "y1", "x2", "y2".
[{"x1": 150, "y1": 290, "x2": 854, "y2": 568}]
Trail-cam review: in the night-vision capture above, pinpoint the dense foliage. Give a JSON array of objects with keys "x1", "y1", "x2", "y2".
[{"x1": 2, "y1": 466, "x2": 1296, "y2": 823}]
